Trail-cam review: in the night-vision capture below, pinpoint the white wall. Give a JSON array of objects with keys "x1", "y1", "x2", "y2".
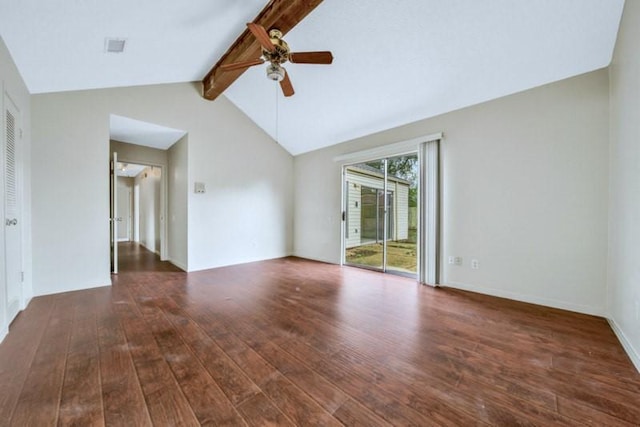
[
  {"x1": 187, "y1": 106, "x2": 294, "y2": 272},
  {"x1": 608, "y1": 0, "x2": 640, "y2": 370},
  {"x1": 168, "y1": 135, "x2": 188, "y2": 270},
  {"x1": 294, "y1": 69, "x2": 609, "y2": 316},
  {"x1": 31, "y1": 83, "x2": 293, "y2": 295},
  {"x1": 111, "y1": 140, "x2": 168, "y2": 167},
  {"x1": 0, "y1": 35, "x2": 32, "y2": 340},
  {"x1": 135, "y1": 167, "x2": 161, "y2": 253}
]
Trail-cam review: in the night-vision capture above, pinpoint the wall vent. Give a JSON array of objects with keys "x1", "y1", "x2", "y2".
[{"x1": 105, "y1": 38, "x2": 126, "y2": 53}]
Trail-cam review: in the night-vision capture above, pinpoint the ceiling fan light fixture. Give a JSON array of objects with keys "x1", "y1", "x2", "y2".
[{"x1": 266, "y1": 63, "x2": 285, "y2": 81}]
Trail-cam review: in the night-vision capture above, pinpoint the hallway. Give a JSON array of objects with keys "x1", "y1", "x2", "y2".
[{"x1": 116, "y1": 242, "x2": 182, "y2": 273}]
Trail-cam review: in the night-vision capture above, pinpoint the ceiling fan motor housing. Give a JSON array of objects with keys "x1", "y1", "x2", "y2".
[{"x1": 262, "y1": 29, "x2": 290, "y2": 64}]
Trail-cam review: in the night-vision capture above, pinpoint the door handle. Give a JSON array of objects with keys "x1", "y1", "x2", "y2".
[{"x1": 5, "y1": 218, "x2": 17, "y2": 226}]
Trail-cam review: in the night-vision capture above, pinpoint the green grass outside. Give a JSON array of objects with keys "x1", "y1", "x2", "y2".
[{"x1": 345, "y1": 240, "x2": 417, "y2": 272}]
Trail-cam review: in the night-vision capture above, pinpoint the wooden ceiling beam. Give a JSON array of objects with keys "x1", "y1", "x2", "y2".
[{"x1": 201, "y1": 0, "x2": 324, "y2": 101}]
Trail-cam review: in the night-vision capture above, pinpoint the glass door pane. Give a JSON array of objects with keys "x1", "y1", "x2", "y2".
[
  {"x1": 343, "y1": 154, "x2": 418, "y2": 277},
  {"x1": 384, "y1": 154, "x2": 418, "y2": 275},
  {"x1": 344, "y1": 161, "x2": 385, "y2": 270}
]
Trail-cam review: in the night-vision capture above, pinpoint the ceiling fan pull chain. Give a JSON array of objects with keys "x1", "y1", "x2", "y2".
[{"x1": 275, "y1": 82, "x2": 279, "y2": 144}]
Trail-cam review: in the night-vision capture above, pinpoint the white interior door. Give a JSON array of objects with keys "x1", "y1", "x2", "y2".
[
  {"x1": 110, "y1": 152, "x2": 118, "y2": 274},
  {"x1": 117, "y1": 186, "x2": 131, "y2": 241},
  {"x1": 4, "y1": 94, "x2": 22, "y2": 322}
]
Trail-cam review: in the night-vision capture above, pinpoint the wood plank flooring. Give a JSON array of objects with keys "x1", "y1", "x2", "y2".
[{"x1": 0, "y1": 242, "x2": 639, "y2": 425}]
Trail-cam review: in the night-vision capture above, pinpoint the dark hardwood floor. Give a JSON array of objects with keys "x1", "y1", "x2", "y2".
[{"x1": 1, "y1": 243, "x2": 639, "y2": 426}]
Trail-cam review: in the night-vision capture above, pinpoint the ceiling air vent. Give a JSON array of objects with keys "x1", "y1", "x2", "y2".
[{"x1": 105, "y1": 37, "x2": 126, "y2": 53}]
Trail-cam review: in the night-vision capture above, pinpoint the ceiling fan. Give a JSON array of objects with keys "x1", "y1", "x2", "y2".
[{"x1": 218, "y1": 23, "x2": 333, "y2": 97}]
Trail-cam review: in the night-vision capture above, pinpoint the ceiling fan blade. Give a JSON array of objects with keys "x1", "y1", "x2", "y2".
[
  {"x1": 247, "y1": 23, "x2": 276, "y2": 53},
  {"x1": 219, "y1": 58, "x2": 265, "y2": 72},
  {"x1": 280, "y1": 70, "x2": 295, "y2": 97},
  {"x1": 289, "y1": 51, "x2": 333, "y2": 64}
]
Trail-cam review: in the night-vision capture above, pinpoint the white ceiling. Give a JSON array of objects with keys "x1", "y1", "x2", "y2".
[
  {"x1": 110, "y1": 114, "x2": 186, "y2": 150},
  {"x1": 0, "y1": 0, "x2": 625, "y2": 155},
  {"x1": 0, "y1": 0, "x2": 266, "y2": 93},
  {"x1": 116, "y1": 162, "x2": 147, "y2": 178}
]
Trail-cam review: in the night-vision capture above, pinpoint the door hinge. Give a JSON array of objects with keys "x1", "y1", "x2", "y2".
[
  {"x1": 342, "y1": 211, "x2": 346, "y2": 221},
  {"x1": 21, "y1": 271, "x2": 24, "y2": 282}
]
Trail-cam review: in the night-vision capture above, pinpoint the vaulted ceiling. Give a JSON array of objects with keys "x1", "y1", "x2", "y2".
[{"x1": 0, "y1": 0, "x2": 625, "y2": 155}]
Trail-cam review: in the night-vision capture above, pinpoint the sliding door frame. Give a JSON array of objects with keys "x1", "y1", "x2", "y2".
[
  {"x1": 341, "y1": 153, "x2": 418, "y2": 278},
  {"x1": 336, "y1": 132, "x2": 442, "y2": 284}
]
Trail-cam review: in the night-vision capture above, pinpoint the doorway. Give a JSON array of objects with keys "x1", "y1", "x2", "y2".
[
  {"x1": 110, "y1": 156, "x2": 166, "y2": 274},
  {"x1": 108, "y1": 114, "x2": 187, "y2": 275},
  {"x1": 343, "y1": 153, "x2": 419, "y2": 277}
]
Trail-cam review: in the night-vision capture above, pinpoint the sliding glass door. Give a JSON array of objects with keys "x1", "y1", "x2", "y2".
[{"x1": 343, "y1": 153, "x2": 419, "y2": 277}]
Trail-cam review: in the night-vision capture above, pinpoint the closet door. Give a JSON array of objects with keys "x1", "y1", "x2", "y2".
[{"x1": 4, "y1": 94, "x2": 23, "y2": 322}]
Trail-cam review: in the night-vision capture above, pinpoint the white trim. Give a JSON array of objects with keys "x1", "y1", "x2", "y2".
[
  {"x1": 22, "y1": 294, "x2": 32, "y2": 311},
  {"x1": 0, "y1": 325, "x2": 8, "y2": 344},
  {"x1": 334, "y1": 132, "x2": 443, "y2": 164},
  {"x1": 170, "y1": 259, "x2": 187, "y2": 271},
  {"x1": 442, "y1": 281, "x2": 607, "y2": 317},
  {"x1": 4, "y1": 90, "x2": 20, "y2": 114},
  {"x1": 308, "y1": 255, "x2": 339, "y2": 265},
  {"x1": 139, "y1": 241, "x2": 160, "y2": 256},
  {"x1": 45, "y1": 281, "x2": 111, "y2": 296},
  {"x1": 608, "y1": 318, "x2": 640, "y2": 373}
]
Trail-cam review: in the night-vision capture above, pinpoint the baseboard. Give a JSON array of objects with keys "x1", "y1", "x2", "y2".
[
  {"x1": 139, "y1": 242, "x2": 160, "y2": 255},
  {"x1": 22, "y1": 293, "x2": 33, "y2": 310},
  {"x1": 37, "y1": 280, "x2": 112, "y2": 297},
  {"x1": 169, "y1": 259, "x2": 187, "y2": 271},
  {"x1": 442, "y1": 281, "x2": 606, "y2": 317},
  {"x1": 292, "y1": 254, "x2": 340, "y2": 265},
  {"x1": 290, "y1": 255, "x2": 339, "y2": 265},
  {"x1": 608, "y1": 317, "x2": 640, "y2": 373},
  {"x1": 187, "y1": 253, "x2": 297, "y2": 273},
  {"x1": 0, "y1": 324, "x2": 8, "y2": 344}
]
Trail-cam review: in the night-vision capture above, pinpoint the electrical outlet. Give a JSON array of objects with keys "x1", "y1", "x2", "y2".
[
  {"x1": 448, "y1": 256, "x2": 455, "y2": 265},
  {"x1": 471, "y1": 259, "x2": 479, "y2": 269},
  {"x1": 454, "y1": 257, "x2": 463, "y2": 266}
]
